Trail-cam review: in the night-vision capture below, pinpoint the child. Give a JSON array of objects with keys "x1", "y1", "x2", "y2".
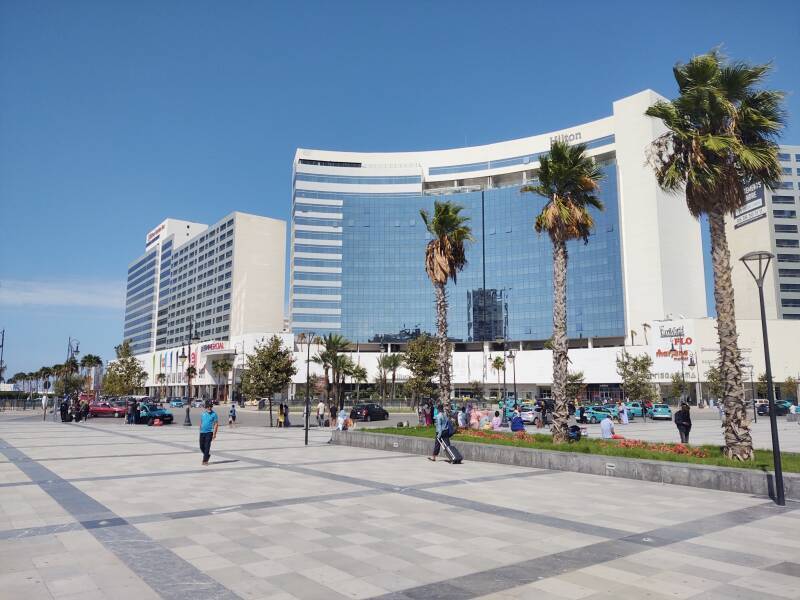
[{"x1": 228, "y1": 403, "x2": 236, "y2": 428}]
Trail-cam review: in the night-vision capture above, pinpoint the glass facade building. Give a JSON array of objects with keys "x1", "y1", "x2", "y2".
[{"x1": 291, "y1": 91, "x2": 710, "y2": 345}]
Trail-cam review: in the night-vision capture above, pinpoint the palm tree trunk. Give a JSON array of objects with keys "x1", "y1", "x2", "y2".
[
  {"x1": 391, "y1": 371, "x2": 396, "y2": 401},
  {"x1": 434, "y1": 282, "x2": 451, "y2": 406},
  {"x1": 551, "y1": 239, "x2": 569, "y2": 444},
  {"x1": 708, "y1": 209, "x2": 753, "y2": 460}
]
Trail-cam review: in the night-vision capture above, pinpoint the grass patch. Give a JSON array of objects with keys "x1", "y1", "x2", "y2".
[{"x1": 366, "y1": 426, "x2": 800, "y2": 473}]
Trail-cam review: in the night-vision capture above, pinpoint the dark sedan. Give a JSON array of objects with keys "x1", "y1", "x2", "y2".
[
  {"x1": 757, "y1": 401, "x2": 790, "y2": 416},
  {"x1": 350, "y1": 403, "x2": 389, "y2": 422}
]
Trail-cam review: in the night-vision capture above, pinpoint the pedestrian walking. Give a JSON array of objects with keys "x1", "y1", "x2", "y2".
[
  {"x1": 620, "y1": 402, "x2": 629, "y2": 425},
  {"x1": 283, "y1": 403, "x2": 291, "y2": 427},
  {"x1": 675, "y1": 402, "x2": 692, "y2": 444},
  {"x1": 277, "y1": 403, "x2": 285, "y2": 428},
  {"x1": 59, "y1": 399, "x2": 68, "y2": 422},
  {"x1": 228, "y1": 403, "x2": 236, "y2": 428},
  {"x1": 316, "y1": 399, "x2": 326, "y2": 427},
  {"x1": 429, "y1": 403, "x2": 452, "y2": 462},
  {"x1": 199, "y1": 401, "x2": 219, "y2": 465}
]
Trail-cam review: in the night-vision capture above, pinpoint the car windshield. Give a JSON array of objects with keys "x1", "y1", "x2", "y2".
[
  {"x1": 141, "y1": 404, "x2": 158, "y2": 412},
  {"x1": 654, "y1": 404, "x2": 669, "y2": 409}
]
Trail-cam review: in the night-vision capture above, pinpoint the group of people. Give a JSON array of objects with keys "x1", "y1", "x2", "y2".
[{"x1": 58, "y1": 397, "x2": 89, "y2": 422}]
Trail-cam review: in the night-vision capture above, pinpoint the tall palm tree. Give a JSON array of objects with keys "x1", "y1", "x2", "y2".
[
  {"x1": 645, "y1": 51, "x2": 784, "y2": 461},
  {"x1": 384, "y1": 354, "x2": 404, "y2": 402},
  {"x1": 521, "y1": 140, "x2": 604, "y2": 443},
  {"x1": 213, "y1": 359, "x2": 233, "y2": 403},
  {"x1": 376, "y1": 354, "x2": 392, "y2": 401},
  {"x1": 352, "y1": 364, "x2": 367, "y2": 402},
  {"x1": 156, "y1": 372, "x2": 166, "y2": 399},
  {"x1": 491, "y1": 356, "x2": 505, "y2": 399},
  {"x1": 313, "y1": 334, "x2": 350, "y2": 410},
  {"x1": 420, "y1": 200, "x2": 474, "y2": 405}
]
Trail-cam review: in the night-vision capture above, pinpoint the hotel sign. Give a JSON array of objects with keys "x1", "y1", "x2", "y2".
[{"x1": 200, "y1": 341, "x2": 225, "y2": 353}]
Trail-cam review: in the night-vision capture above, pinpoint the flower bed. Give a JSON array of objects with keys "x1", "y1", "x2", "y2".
[{"x1": 366, "y1": 426, "x2": 800, "y2": 473}]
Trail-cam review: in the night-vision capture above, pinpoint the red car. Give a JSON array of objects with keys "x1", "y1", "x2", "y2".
[{"x1": 89, "y1": 401, "x2": 127, "y2": 418}]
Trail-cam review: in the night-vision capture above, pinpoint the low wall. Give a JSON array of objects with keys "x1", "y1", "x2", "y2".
[{"x1": 331, "y1": 430, "x2": 800, "y2": 501}]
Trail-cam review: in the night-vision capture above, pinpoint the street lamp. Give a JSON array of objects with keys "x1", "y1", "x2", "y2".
[
  {"x1": 303, "y1": 332, "x2": 317, "y2": 446},
  {"x1": 507, "y1": 348, "x2": 517, "y2": 403},
  {"x1": 688, "y1": 353, "x2": 696, "y2": 405},
  {"x1": 740, "y1": 250, "x2": 784, "y2": 506},
  {"x1": 178, "y1": 316, "x2": 201, "y2": 427}
]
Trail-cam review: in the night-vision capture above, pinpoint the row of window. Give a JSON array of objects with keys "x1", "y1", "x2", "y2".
[
  {"x1": 778, "y1": 153, "x2": 800, "y2": 162},
  {"x1": 773, "y1": 195, "x2": 796, "y2": 205},
  {"x1": 295, "y1": 173, "x2": 421, "y2": 185}
]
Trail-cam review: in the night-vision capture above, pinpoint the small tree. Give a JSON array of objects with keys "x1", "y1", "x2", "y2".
[
  {"x1": 241, "y1": 335, "x2": 297, "y2": 427},
  {"x1": 403, "y1": 334, "x2": 438, "y2": 407},
  {"x1": 351, "y1": 365, "x2": 367, "y2": 402},
  {"x1": 102, "y1": 340, "x2": 147, "y2": 396},
  {"x1": 491, "y1": 356, "x2": 505, "y2": 398},
  {"x1": 782, "y1": 376, "x2": 798, "y2": 402},
  {"x1": 616, "y1": 350, "x2": 658, "y2": 402},
  {"x1": 670, "y1": 372, "x2": 689, "y2": 402},
  {"x1": 705, "y1": 365, "x2": 724, "y2": 404},
  {"x1": 565, "y1": 371, "x2": 585, "y2": 402},
  {"x1": 756, "y1": 373, "x2": 768, "y2": 399},
  {"x1": 54, "y1": 374, "x2": 84, "y2": 398}
]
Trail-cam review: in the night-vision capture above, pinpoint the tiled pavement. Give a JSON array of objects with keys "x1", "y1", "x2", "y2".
[{"x1": 0, "y1": 415, "x2": 799, "y2": 599}]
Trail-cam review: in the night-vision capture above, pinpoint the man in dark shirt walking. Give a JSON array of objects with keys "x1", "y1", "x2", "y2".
[{"x1": 674, "y1": 402, "x2": 692, "y2": 444}]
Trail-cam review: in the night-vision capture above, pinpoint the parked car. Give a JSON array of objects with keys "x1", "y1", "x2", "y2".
[
  {"x1": 648, "y1": 403, "x2": 673, "y2": 420},
  {"x1": 89, "y1": 401, "x2": 126, "y2": 418},
  {"x1": 757, "y1": 401, "x2": 790, "y2": 416},
  {"x1": 583, "y1": 405, "x2": 614, "y2": 424},
  {"x1": 135, "y1": 403, "x2": 174, "y2": 425},
  {"x1": 519, "y1": 404, "x2": 536, "y2": 424},
  {"x1": 191, "y1": 399, "x2": 204, "y2": 408},
  {"x1": 600, "y1": 403, "x2": 620, "y2": 418},
  {"x1": 169, "y1": 399, "x2": 184, "y2": 408},
  {"x1": 625, "y1": 401, "x2": 645, "y2": 417},
  {"x1": 350, "y1": 403, "x2": 389, "y2": 422}
]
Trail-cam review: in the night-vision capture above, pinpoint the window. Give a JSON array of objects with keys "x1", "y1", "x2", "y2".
[
  {"x1": 780, "y1": 283, "x2": 800, "y2": 292},
  {"x1": 773, "y1": 210, "x2": 796, "y2": 219},
  {"x1": 777, "y1": 182, "x2": 794, "y2": 190},
  {"x1": 778, "y1": 253, "x2": 800, "y2": 263},
  {"x1": 776, "y1": 239, "x2": 800, "y2": 248},
  {"x1": 779, "y1": 269, "x2": 800, "y2": 277},
  {"x1": 784, "y1": 313, "x2": 800, "y2": 320},
  {"x1": 775, "y1": 224, "x2": 798, "y2": 233},
  {"x1": 772, "y1": 196, "x2": 795, "y2": 205},
  {"x1": 779, "y1": 153, "x2": 791, "y2": 161},
  {"x1": 783, "y1": 167, "x2": 793, "y2": 175},
  {"x1": 782, "y1": 299, "x2": 800, "y2": 307}
]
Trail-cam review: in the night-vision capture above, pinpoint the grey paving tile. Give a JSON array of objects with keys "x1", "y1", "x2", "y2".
[{"x1": 765, "y1": 561, "x2": 800, "y2": 578}]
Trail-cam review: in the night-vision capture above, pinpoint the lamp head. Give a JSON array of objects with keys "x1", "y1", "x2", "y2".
[
  {"x1": 740, "y1": 251, "x2": 774, "y2": 287},
  {"x1": 178, "y1": 348, "x2": 187, "y2": 365}
]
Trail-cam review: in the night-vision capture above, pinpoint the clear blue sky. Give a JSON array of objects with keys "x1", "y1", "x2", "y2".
[{"x1": 1, "y1": 1, "x2": 798, "y2": 376}]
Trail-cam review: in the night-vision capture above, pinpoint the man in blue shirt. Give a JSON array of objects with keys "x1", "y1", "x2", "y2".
[{"x1": 199, "y1": 401, "x2": 219, "y2": 465}]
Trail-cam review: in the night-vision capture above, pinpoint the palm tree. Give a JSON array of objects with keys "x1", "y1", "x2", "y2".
[
  {"x1": 351, "y1": 364, "x2": 367, "y2": 402},
  {"x1": 376, "y1": 354, "x2": 392, "y2": 401},
  {"x1": 491, "y1": 356, "x2": 505, "y2": 400},
  {"x1": 80, "y1": 354, "x2": 103, "y2": 391},
  {"x1": 213, "y1": 359, "x2": 233, "y2": 403},
  {"x1": 156, "y1": 372, "x2": 166, "y2": 399},
  {"x1": 383, "y1": 354, "x2": 404, "y2": 402},
  {"x1": 312, "y1": 334, "x2": 350, "y2": 410},
  {"x1": 645, "y1": 51, "x2": 784, "y2": 460},
  {"x1": 11, "y1": 372, "x2": 25, "y2": 392},
  {"x1": 521, "y1": 140, "x2": 604, "y2": 443},
  {"x1": 420, "y1": 200, "x2": 474, "y2": 405}
]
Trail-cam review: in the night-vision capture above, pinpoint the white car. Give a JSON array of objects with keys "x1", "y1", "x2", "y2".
[{"x1": 519, "y1": 404, "x2": 537, "y2": 424}]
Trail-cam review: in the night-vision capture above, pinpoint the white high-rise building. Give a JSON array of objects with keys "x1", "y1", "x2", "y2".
[
  {"x1": 727, "y1": 145, "x2": 800, "y2": 320},
  {"x1": 123, "y1": 212, "x2": 286, "y2": 356}
]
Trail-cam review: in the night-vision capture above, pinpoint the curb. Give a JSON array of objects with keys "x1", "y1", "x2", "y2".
[{"x1": 331, "y1": 430, "x2": 800, "y2": 501}]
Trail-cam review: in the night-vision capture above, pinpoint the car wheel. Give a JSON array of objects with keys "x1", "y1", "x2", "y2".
[{"x1": 590, "y1": 416, "x2": 598, "y2": 424}]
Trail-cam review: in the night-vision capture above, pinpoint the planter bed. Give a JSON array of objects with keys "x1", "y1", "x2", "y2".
[{"x1": 331, "y1": 427, "x2": 800, "y2": 501}]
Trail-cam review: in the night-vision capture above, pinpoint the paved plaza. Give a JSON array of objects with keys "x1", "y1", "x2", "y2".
[{"x1": 1, "y1": 414, "x2": 800, "y2": 600}]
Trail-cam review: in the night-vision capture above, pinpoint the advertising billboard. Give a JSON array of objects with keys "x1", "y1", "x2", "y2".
[{"x1": 734, "y1": 183, "x2": 766, "y2": 229}]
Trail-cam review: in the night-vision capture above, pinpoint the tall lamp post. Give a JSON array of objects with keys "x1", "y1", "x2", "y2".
[
  {"x1": 178, "y1": 316, "x2": 200, "y2": 427},
  {"x1": 507, "y1": 348, "x2": 517, "y2": 403},
  {"x1": 741, "y1": 251, "x2": 784, "y2": 506},
  {"x1": 303, "y1": 332, "x2": 316, "y2": 446},
  {"x1": 688, "y1": 353, "x2": 696, "y2": 405}
]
